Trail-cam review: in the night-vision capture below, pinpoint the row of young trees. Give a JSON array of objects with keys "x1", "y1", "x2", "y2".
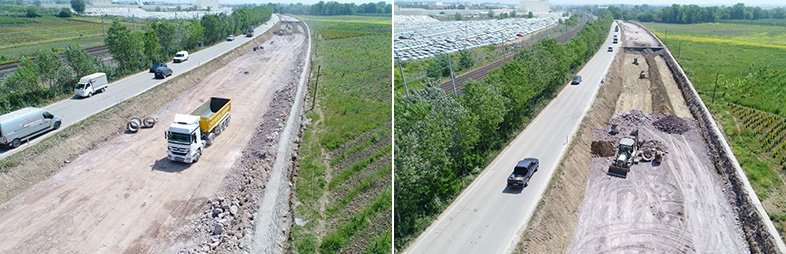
[
  {"x1": 607, "y1": 3, "x2": 786, "y2": 24},
  {"x1": 271, "y1": 1, "x2": 391, "y2": 15},
  {"x1": 393, "y1": 12, "x2": 613, "y2": 249},
  {"x1": 0, "y1": 6, "x2": 272, "y2": 114},
  {"x1": 106, "y1": 6, "x2": 272, "y2": 75}
]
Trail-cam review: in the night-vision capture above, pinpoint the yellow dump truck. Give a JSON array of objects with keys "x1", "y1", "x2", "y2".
[{"x1": 165, "y1": 97, "x2": 231, "y2": 163}]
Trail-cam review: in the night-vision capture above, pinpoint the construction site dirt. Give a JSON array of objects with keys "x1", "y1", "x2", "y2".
[
  {"x1": 517, "y1": 21, "x2": 779, "y2": 253},
  {"x1": 0, "y1": 20, "x2": 308, "y2": 253}
]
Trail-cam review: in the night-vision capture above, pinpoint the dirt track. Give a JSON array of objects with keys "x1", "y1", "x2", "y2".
[
  {"x1": 0, "y1": 31, "x2": 306, "y2": 253},
  {"x1": 518, "y1": 21, "x2": 750, "y2": 253}
]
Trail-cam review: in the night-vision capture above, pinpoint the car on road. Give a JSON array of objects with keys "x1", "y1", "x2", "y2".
[
  {"x1": 608, "y1": 46, "x2": 613, "y2": 52},
  {"x1": 507, "y1": 158, "x2": 538, "y2": 188},
  {"x1": 0, "y1": 107, "x2": 61, "y2": 149},
  {"x1": 173, "y1": 51, "x2": 189, "y2": 63},
  {"x1": 571, "y1": 75, "x2": 582, "y2": 85},
  {"x1": 74, "y1": 72, "x2": 108, "y2": 98},
  {"x1": 149, "y1": 63, "x2": 167, "y2": 73},
  {"x1": 227, "y1": 35, "x2": 235, "y2": 41},
  {"x1": 153, "y1": 65, "x2": 173, "y2": 79}
]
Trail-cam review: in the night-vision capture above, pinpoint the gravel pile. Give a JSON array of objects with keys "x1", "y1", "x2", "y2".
[{"x1": 653, "y1": 115, "x2": 690, "y2": 134}]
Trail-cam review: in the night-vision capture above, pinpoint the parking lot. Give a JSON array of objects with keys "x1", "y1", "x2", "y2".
[{"x1": 394, "y1": 15, "x2": 559, "y2": 61}]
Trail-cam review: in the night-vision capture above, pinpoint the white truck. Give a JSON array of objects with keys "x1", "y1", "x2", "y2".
[
  {"x1": 173, "y1": 51, "x2": 189, "y2": 63},
  {"x1": 0, "y1": 107, "x2": 62, "y2": 148},
  {"x1": 74, "y1": 72, "x2": 108, "y2": 98},
  {"x1": 165, "y1": 97, "x2": 231, "y2": 163}
]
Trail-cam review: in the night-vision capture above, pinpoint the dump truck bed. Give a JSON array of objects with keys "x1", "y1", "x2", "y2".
[{"x1": 191, "y1": 97, "x2": 231, "y2": 133}]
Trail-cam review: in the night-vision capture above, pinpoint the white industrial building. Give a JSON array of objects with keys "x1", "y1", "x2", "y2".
[
  {"x1": 519, "y1": 0, "x2": 549, "y2": 13},
  {"x1": 192, "y1": 0, "x2": 219, "y2": 10}
]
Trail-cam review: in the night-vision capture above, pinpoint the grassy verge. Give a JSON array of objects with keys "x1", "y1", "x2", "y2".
[
  {"x1": 290, "y1": 15, "x2": 391, "y2": 254},
  {"x1": 643, "y1": 21, "x2": 786, "y2": 241}
]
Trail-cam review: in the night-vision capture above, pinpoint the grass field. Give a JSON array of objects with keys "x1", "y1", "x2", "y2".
[
  {"x1": 0, "y1": 15, "x2": 140, "y2": 63},
  {"x1": 643, "y1": 21, "x2": 786, "y2": 241},
  {"x1": 290, "y1": 15, "x2": 391, "y2": 254}
]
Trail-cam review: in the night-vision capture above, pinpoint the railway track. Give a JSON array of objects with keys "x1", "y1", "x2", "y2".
[
  {"x1": 442, "y1": 15, "x2": 590, "y2": 94},
  {"x1": 0, "y1": 45, "x2": 111, "y2": 75}
]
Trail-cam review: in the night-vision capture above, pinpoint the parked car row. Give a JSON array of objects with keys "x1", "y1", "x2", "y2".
[{"x1": 394, "y1": 17, "x2": 559, "y2": 61}]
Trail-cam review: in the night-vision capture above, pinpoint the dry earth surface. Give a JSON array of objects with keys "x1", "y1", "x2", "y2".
[
  {"x1": 0, "y1": 23, "x2": 308, "y2": 253},
  {"x1": 517, "y1": 21, "x2": 750, "y2": 253}
]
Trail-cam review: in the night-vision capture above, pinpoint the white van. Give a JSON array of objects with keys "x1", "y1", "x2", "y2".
[
  {"x1": 174, "y1": 51, "x2": 189, "y2": 63},
  {"x1": 0, "y1": 107, "x2": 61, "y2": 148},
  {"x1": 74, "y1": 72, "x2": 108, "y2": 98}
]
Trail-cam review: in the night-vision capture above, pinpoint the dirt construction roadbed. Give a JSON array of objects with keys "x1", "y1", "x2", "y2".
[{"x1": 0, "y1": 20, "x2": 309, "y2": 253}]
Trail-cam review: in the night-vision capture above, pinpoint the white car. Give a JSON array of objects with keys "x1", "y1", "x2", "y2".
[{"x1": 173, "y1": 51, "x2": 189, "y2": 63}]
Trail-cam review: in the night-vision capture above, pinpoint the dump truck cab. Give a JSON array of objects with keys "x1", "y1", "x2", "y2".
[{"x1": 166, "y1": 114, "x2": 205, "y2": 163}]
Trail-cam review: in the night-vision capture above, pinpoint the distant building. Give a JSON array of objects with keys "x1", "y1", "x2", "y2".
[
  {"x1": 192, "y1": 0, "x2": 218, "y2": 10},
  {"x1": 89, "y1": 0, "x2": 113, "y2": 6},
  {"x1": 519, "y1": 0, "x2": 549, "y2": 13}
]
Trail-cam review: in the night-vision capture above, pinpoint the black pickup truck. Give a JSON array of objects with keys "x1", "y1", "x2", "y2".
[{"x1": 507, "y1": 158, "x2": 539, "y2": 188}]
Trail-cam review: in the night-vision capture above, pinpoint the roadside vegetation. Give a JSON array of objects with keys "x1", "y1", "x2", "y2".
[
  {"x1": 643, "y1": 21, "x2": 786, "y2": 242},
  {"x1": 393, "y1": 12, "x2": 612, "y2": 250},
  {"x1": 290, "y1": 15, "x2": 391, "y2": 254},
  {"x1": 0, "y1": 5, "x2": 272, "y2": 114}
]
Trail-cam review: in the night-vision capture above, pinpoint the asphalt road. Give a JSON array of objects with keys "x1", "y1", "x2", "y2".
[
  {"x1": 0, "y1": 14, "x2": 280, "y2": 160},
  {"x1": 405, "y1": 22, "x2": 621, "y2": 254}
]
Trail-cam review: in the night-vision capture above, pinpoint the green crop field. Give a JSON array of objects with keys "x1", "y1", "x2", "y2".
[
  {"x1": 291, "y1": 15, "x2": 391, "y2": 254},
  {"x1": 0, "y1": 15, "x2": 140, "y2": 63},
  {"x1": 643, "y1": 21, "x2": 786, "y2": 241}
]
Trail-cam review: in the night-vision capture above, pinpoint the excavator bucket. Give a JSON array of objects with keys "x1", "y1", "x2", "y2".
[{"x1": 608, "y1": 164, "x2": 630, "y2": 178}]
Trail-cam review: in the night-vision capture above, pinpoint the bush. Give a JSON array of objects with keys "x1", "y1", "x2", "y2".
[{"x1": 57, "y1": 8, "x2": 72, "y2": 18}]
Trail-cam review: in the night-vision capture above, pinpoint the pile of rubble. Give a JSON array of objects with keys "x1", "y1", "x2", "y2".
[{"x1": 653, "y1": 115, "x2": 690, "y2": 134}]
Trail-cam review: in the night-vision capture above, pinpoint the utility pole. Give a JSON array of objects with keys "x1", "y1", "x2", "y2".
[
  {"x1": 712, "y1": 73, "x2": 719, "y2": 104},
  {"x1": 310, "y1": 65, "x2": 321, "y2": 111},
  {"x1": 396, "y1": 55, "x2": 410, "y2": 97},
  {"x1": 101, "y1": 15, "x2": 106, "y2": 39},
  {"x1": 446, "y1": 53, "x2": 457, "y2": 96}
]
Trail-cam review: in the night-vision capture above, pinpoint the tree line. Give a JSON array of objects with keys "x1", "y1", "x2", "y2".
[
  {"x1": 0, "y1": 6, "x2": 272, "y2": 114},
  {"x1": 270, "y1": 1, "x2": 391, "y2": 15},
  {"x1": 393, "y1": 12, "x2": 613, "y2": 249},
  {"x1": 607, "y1": 3, "x2": 786, "y2": 24}
]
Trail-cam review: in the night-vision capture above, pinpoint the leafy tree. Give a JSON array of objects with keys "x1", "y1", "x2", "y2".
[
  {"x1": 461, "y1": 80, "x2": 508, "y2": 150},
  {"x1": 3, "y1": 58, "x2": 40, "y2": 94},
  {"x1": 142, "y1": 28, "x2": 162, "y2": 64},
  {"x1": 35, "y1": 49, "x2": 70, "y2": 90},
  {"x1": 527, "y1": 11, "x2": 534, "y2": 18},
  {"x1": 511, "y1": 10, "x2": 516, "y2": 17},
  {"x1": 70, "y1": 0, "x2": 85, "y2": 14},
  {"x1": 25, "y1": 7, "x2": 40, "y2": 17},
  {"x1": 488, "y1": 10, "x2": 494, "y2": 18},
  {"x1": 57, "y1": 8, "x2": 72, "y2": 18},
  {"x1": 454, "y1": 12, "x2": 462, "y2": 21},
  {"x1": 106, "y1": 19, "x2": 147, "y2": 73},
  {"x1": 457, "y1": 50, "x2": 473, "y2": 70}
]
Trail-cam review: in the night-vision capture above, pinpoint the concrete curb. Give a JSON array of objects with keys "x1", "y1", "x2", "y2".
[{"x1": 251, "y1": 16, "x2": 312, "y2": 253}]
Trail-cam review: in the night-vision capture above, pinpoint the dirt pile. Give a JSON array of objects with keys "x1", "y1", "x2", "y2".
[
  {"x1": 653, "y1": 115, "x2": 690, "y2": 134},
  {"x1": 590, "y1": 141, "x2": 615, "y2": 157}
]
